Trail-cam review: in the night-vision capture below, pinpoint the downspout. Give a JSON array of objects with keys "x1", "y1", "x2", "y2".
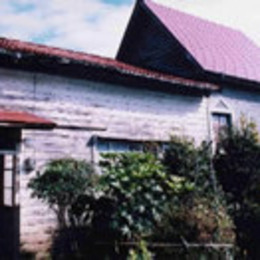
[
  {"x1": 206, "y1": 94, "x2": 212, "y2": 143},
  {"x1": 206, "y1": 92, "x2": 221, "y2": 242}
]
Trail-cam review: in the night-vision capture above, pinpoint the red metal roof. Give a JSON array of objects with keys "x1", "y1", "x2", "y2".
[
  {"x1": 0, "y1": 37, "x2": 217, "y2": 91},
  {"x1": 144, "y1": 0, "x2": 260, "y2": 83},
  {"x1": 0, "y1": 110, "x2": 55, "y2": 129}
]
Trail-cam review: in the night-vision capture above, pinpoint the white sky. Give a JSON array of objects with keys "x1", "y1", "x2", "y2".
[{"x1": 1, "y1": 0, "x2": 260, "y2": 58}]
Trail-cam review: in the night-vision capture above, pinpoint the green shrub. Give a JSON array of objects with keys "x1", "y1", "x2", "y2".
[
  {"x1": 127, "y1": 240, "x2": 153, "y2": 260},
  {"x1": 214, "y1": 116, "x2": 260, "y2": 204},
  {"x1": 28, "y1": 158, "x2": 96, "y2": 228},
  {"x1": 153, "y1": 135, "x2": 234, "y2": 244},
  {"x1": 214, "y1": 117, "x2": 260, "y2": 258},
  {"x1": 163, "y1": 136, "x2": 215, "y2": 196},
  {"x1": 153, "y1": 196, "x2": 234, "y2": 244},
  {"x1": 99, "y1": 152, "x2": 192, "y2": 240}
]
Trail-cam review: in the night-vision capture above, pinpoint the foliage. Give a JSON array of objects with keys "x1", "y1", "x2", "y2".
[
  {"x1": 163, "y1": 136, "x2": 216, "y2": 197},
  {"x1": 214, "y1": 116, "x2": 260, "y2": 204},
  {"x1": 127, "y1": 240, "x2": 153, "y2": 260},
  {"x1": 28, "y1": 158, "x2": 96, "y2": 228},
  {"x1": 99, "y1": 152, "x2": 192, "y2": 240},
  {"x1": 153, "y1": 197, "x2": 234, "y2": 244},
  {"x1": 214, "y1": 116, "x2": 260, "y2": 258},
  {"x1": 154, "y1": 135, "x2": 234, "y2": 243}
]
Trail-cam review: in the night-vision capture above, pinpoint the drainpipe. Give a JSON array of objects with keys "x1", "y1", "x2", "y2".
[{"x1": 206, "y1": 94, "x2": 212, "y2": 143}]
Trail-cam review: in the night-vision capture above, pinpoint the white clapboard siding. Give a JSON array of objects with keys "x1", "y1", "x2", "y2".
[
  {"x1": 0, "y1": 67, "x2": 211, "y2": 256},
  {"x1": 3, "y1": 65, "x2": 260, "y2": 257},
  {"x1": 210, "y1": 87, "x2": 260, "y2": 133}
]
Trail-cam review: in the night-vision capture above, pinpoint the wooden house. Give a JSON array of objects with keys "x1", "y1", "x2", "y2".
[
  {"x1": 0, "y1": 0, "x2": 259, "y2": 257},
  {"x1": 117, "y1": 0, "x2": 260, "y2": 134}
]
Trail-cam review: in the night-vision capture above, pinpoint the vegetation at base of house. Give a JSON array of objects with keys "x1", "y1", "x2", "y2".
[
  {"x1": 153, "y1": 197, "x2": 234, "y2": 244},
  {"x1": 99, "y1": 152, "x2": 192, "y2": 240},
  {"x1": 214, "y1": 116, "x2": 260, "y2": 259},
  {"x1": 28, "y1": 117, "x2": 260, "y2": 258},
  {"x1": 28, "y1": 158, "x2": 96, "y2": 228},
  {"x1": 154, "y1": 136, "x2": 234, "y2": 244},
  {"x1": 127, "y1": 240, "x2": 153, "y2": 260}
]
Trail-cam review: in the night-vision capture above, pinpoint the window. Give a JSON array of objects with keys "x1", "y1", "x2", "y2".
[
  {"x1": 0, "y1": 128, "x2": 21, "y2": 207},
  {"x1": 97, "y1": 139, "x2": 142, "y2": 153},
  {"x1": 212, "y1": 113, "x2": 231, "y2": 142},
  {"x1": 0, "y1": 128, "x2": 20, "y2": 152},
  {"x1": 0, "y1": 155, "x2": 19, "y2": 207},
  {"x1": 96, "y1": 137, "x2": 168, "y2": 154}
]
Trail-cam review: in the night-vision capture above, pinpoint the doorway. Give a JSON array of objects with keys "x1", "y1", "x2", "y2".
[
  {"x1": 0, "y1": 128, "x2": 20, "y2": 259},
  {"x1": 0, "y1": 110, "x2": 55, "y2": 259}
]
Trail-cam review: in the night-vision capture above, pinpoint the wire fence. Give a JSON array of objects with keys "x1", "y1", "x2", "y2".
[
  {"x1": 94, "y1": 241, "x2": 235, "y2": 259},
  {"x1": 49, "y1": 227, "x2": 235, "y2": 259}
]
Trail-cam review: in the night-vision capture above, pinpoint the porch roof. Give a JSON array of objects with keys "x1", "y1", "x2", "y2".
[{"x1": 0, "y1": 110, "x2": 55, "y2": 129}]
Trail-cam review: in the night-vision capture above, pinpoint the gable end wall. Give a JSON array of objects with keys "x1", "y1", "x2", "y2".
[{"x1": 117, "y1": 1, "x2": 202, "y2": 78}]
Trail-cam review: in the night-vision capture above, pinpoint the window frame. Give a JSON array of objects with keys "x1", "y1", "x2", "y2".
[
  {"x1": 210, "y1": 98, "x2": 233, "y2": 144},
  {"x1": 0, "y1": 154, "x2": 19, "y2": 207},
  {"x1": 211, "y1": 112, "x2": 232, "y2": 144},
  {"x1": 0, "y1": 128, "x2": 21, "y2": 207},
  {"x1": 91, "y1": 136, "x2": 169, "y2": 164}
]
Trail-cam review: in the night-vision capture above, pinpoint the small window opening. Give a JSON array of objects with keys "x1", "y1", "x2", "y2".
[
  {"x1": 212, "y1": 113, "x2": 232, "y2": 142},
  {"x1": 96, "y1": 138, "x2": 168, "y2": 155}
]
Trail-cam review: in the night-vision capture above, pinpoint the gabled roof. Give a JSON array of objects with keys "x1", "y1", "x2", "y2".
[
  {"x1": 144, "y1": 0, "x2": 260, "y2": 84},
  {"x1": 0, "y1": 37, "x2": 217, "y2": 93}
]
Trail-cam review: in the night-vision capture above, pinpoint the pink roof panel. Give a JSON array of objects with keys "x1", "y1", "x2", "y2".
[{"x1": 145, "y1": 0, "x2": 260, "y2": 83}]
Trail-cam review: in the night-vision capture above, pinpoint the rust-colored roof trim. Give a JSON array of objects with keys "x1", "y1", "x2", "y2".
[
  {"x1": 0, "y1": 109, "x2": 56, "y2": 129},
  {"x1": 0, "y1": 37, "x2": 218, "y2": 92}
]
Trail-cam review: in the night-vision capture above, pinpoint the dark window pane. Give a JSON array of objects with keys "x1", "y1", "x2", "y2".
[
  {"x1": 0, "y1": 128, "x2": 20, "y2": 151},
  {"x1": 212, "y1": 113, "x2": 231, "y2": 142},
  {"x1": 97, "y1": 138, "x2": 167, "y2": 154}
]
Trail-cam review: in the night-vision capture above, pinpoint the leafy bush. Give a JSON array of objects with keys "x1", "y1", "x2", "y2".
[
  {"x1": 163, "y1": 136, "x2": 216, "y2": 197},
  {"x1": 214, "y1": 116, "x2": 260, "y2": 204},
  {"x1": 28, "y1": 158, "x2": 96, "y2": 228},
  {"x1": 214, "y1": 117, "x2": 260, "y2": 258},
  {"x1": 127, "y1": 240, "x2": 153, "y2": 260},
  {"x1": 153, "y1": 135, "x2": 234, "y2": 244},
  {"x1": 153, "y1": 197, "x2": 234, "y2": 244},
  {"x1": 99, "y1": 152, "x2": 192, "y2": 240}
]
